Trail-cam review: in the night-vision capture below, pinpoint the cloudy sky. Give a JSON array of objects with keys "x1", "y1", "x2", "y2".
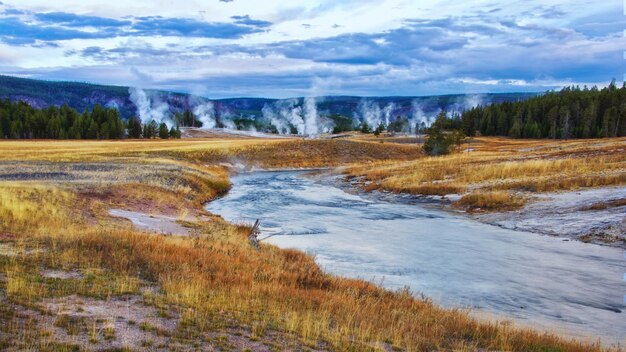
[{"x1": 0, "y1": 0, "x2": 623, "y2": 98}]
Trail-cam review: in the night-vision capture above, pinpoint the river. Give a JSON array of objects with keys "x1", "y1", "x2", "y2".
[{"x1": 205, "y1": 170, "x2": 626, "y2": 343}]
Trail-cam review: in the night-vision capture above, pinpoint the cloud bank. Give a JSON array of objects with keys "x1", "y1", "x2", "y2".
[{"x1": 0, "y1": 0, "x2": 622, "y2": 98}]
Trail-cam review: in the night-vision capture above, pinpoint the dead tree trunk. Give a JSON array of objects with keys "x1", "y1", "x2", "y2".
[{"x1": 248, "y1": 219, "x2": 261, "y2": 250}]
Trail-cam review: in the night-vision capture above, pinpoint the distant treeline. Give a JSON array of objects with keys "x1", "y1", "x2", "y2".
[
  {"x1": 0, "y1": 100, "x2": 180, "y2": 139},
  {"x1": 448, "y1": 80, "x2": 626, "y2": 139},
  {"x1": 173, "y1": 109, "x2": 277, "y2": 132}
]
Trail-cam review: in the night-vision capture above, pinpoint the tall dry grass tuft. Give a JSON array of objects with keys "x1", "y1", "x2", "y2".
[{"x1": 454, "y1": 191, "x2": 526, "y2": 211}]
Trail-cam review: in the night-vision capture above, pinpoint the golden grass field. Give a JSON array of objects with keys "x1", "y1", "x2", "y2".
[
  {"x1": 0, "y1": 136, "x2": 623, "y2": 351},
  {"x1": 346, "y1": 136, "x2": 626, "y2": 211}
]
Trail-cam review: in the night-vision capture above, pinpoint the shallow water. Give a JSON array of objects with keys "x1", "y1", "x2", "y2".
[{"x1": 206, "y1": 171, "x2": 626, "y2": 342}]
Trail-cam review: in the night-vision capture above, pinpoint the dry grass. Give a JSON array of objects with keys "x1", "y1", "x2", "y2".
[
  {"x1": 455, "y1": 191, "x2": 527, "y2": 212},
  {"x1": 0, "y1": 136, "x2": 619, "y2": 351},
  {"x1": 0, "y1": 137, "x2": 420, "y2": 167},
  {"x1": 346, "y1": 137, "x2": 626, "y2": 209},
  {"x1": 0, "y1": 183, "x2": 612, "y2": 351}
]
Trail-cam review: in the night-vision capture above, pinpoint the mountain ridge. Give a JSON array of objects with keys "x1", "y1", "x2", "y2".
[{"x1": 0, "y1": 74, "x2": 540, "y2": 120}]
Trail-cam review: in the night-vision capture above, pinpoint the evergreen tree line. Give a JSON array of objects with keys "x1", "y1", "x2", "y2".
[
  {"x1": 455, "y1": 80, "x2": 626, "y2": 139},
  {"x1": 0, "y1": 100, "x2": 181, "y2": 139},
  {"x1": 174, "y1": 110, "x2": 202, "y2": 127}
]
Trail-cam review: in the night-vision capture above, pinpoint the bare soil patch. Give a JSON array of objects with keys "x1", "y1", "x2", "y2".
[
  {"x1": 41, "y1": 270, "x2": 84, "y2": 280},
  {"x1": 108, "y1": 209, "x2": 196, "y2": 236},
  {"x1": 32, "y1": 294, "x2": 177, "y2": 351}
]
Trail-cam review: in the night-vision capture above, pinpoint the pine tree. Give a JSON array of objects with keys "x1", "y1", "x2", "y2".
[
  {"x1": 143, "y1": 120, "x2": 158, "y2": 138},
  {"x1": 618, "y1": 104, "x2": 626, "y2": 137},
  {"x1": 559, "y1": 106, "x2": 571, "y2": 139},
  {"x1": 458, "y1": 80, "x2": 625, "y2": 139},
  {"x1": 580, "y1": 104, "x2": 595, "y2": 138},
  {"x1": 158, "y1": 122, "x2": 169, "y2": 139},
  {"x1": 99, "y1": 122, "x2": 110, "y2": 139},
  {"x1": 127, "y1": 117, "x2": 142, "y2": 138},
  {"x1": 547, "y1": 106, "x2": 559, "y2": 139},
  {"x1": 601, "y1": 107, "x2": 618, "y2": 137},
  {"x1": 9, "y1": 120, "x2": 22, "y2": 139},
  {"x1": 509, "y1": 119, "x2": 522, "y2": 138},
  {"x1": 360, "y1": 121, "x2": 371, "y2": 134},
  {"x1": 373, "y1": 122, "x2": 385, "y2": 136},
  {"x1": 169, "y1": 126, "x2": 182, "y2": 139}
]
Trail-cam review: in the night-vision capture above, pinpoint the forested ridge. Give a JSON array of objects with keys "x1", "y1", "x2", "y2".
[
  {"x1": 0, "y1": 100, "x2": 180, "y2": 139},
  {"x1": 455, "y1": 80, "x2": 626, "y2": 138},
  {"x1": 2, "y1": 79, "x2": 625, "y2": 140}
]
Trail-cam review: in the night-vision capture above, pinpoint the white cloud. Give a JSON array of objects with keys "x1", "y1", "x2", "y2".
[{"x1": 0, "y1": 0, "x2": 621, "y2": 97}]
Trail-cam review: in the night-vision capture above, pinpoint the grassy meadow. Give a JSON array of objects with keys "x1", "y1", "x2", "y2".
[
  {"x1": 0, "y1": 136, "x2": 621, "y2": 351},
  {"x1": 346, "y1": 136, "x2": 626, "y2": 211}
]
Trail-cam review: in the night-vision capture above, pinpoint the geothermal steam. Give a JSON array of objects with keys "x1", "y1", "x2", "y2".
[
  {"x1": 193, "y1": 101, "x2": 217, "y2": 129},
  {"x1": 411, "y1": 100, "x2": 430, "y2": 131},
  {"x1": 451, "y1": 94, "x2": 484, "y2": 115},
  {"x1": 127, "y1": 87, "x2": 486, "y2": 137},
  {"x1": 262, "y1": 97, "x2": 332, "y2": 137},
  {"x1": 128, "y1": 88, "x2": 172, "y2": 128},
  {"x1": 355, "y1": 100, "x2": 414, "y2": 132},
  {"x1": 129, "y1": 88, "x2": 221, "y2": 130}
]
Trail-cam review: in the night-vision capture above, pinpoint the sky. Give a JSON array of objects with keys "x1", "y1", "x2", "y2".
[{"x1": 0, "y1": 0, "x2": 623, "y2": 98}]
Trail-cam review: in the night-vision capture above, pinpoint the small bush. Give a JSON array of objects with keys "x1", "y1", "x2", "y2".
[{"x1": 423, "y1": 128, "x2": 465, "y2": 156}]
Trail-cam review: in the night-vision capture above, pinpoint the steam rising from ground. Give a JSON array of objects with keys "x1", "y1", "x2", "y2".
[
  {"x1": 409, "y1": 95, "x2": 484, "y2": 132},
  {"x1": 304, "y1": 97, "x2": 321, "y2": 136},
  {"x1": 383, "y1": 103, "x2": 395, "y2": 126},
  {"x1": 262, "y1": 97, "x2": 333, "y2": 137},
  {"x1": 450, "y1": 94, "x2": 484, "y2": 116},
  {"x1": 262, "y1": 103, "x2": 289, "y2": 134},
  {"x1": 128, "y1": 86, "x2": 487, "y2": 137},
  {"x1": 129, "y1": 88, "x2": 222, "y2": 130},
  {"x1": 411, "y1": 100, "x2": 430, "y2": 131},
  {"x1": 354, "y1": 100, "x2": 381, "y2": 128},
  {"x1": 193, "y1": 101, "x2": 217, "y2": 129},
  {"x1": 355, "y1": 99, "x2": 419, "y2": 132},
  {"x1": 128, "y1": 88, "x2": 173, "y2": 128}
]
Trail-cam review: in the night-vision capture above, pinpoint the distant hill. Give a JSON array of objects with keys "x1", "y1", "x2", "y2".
[
  {"x1": 0, "y1": 75, "x2": 202, "y2": 119},
  {"x1": 0, "y1": 75, "x2": 539, "y2": 120}
]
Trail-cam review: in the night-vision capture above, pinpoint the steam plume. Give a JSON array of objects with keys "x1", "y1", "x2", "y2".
[
  {"x1": 411, "y1": 99, "x2": 431, "y2": 131},
  {"x1": 128, "y1": 88, "x2": 172, "y2": 128},
  {"x1": 193, "y1": 102, "x2": 217, "y2": 129},
  {"x1": 262, "y1": 98, "x2": 332, "y2": 137}
]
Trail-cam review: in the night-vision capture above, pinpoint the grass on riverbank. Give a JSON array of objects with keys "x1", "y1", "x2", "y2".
[
  {"x1": 346, "y1": 137, "x2": 626, "y2": 210},
  {"x1": 0, "y1": 137, "x2": 619, "y2": 351},
  {"x1": 454, "y1": 191, "x2": 527, "y2": 212}
]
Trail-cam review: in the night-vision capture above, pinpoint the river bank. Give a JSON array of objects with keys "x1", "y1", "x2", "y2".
[
  {"x1": 0, "y1": 137, "x2": 621, "y2": 351},
  {"x1": 319, "y1": 168, "x2": 626, "y2": 248},
  {"x1": 343, "y1": 137, "x2": 626, "y2": 244},
  {"x1": 207, "y1": 170, "x2": 626, "y2": 344}
]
